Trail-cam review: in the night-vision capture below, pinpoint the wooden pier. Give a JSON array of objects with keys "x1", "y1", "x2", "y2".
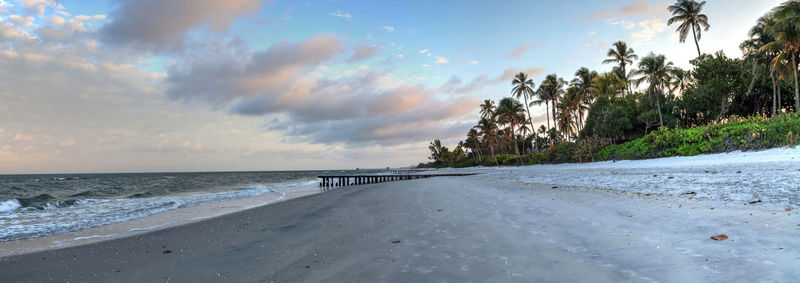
[{"x1": 317, "y1": 173, "x2": 476, "y2": 188}]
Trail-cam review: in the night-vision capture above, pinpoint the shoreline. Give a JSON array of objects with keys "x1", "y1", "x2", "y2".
[
  {"x1": 0, "y1": 184, "x2": 320, "y2": 257},
  {"x1": 1, "y1": 174, "x2": 796, "y2": 281}
]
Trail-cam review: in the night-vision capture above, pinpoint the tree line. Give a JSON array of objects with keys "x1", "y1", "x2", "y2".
[{"x1": 425, "y1": 0, "x2": 800, "y2": 168}]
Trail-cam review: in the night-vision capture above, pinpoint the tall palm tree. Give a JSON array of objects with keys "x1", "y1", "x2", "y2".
[
  {"x1": 474, "y1": 117, "x2": 500, "y2": 166},
  {"x1": 511, "y1": 72, "x2": 537, "y2": 151},
  {"x1": 603, "y1": 41, "x2": 638, "y2": 94},
  {"x1": 762, "y1": 1, "x2": 800, "y2": 112},
  {"x1": 479, "y1": 99, "x2": 496, "y2": 120},
  {"x1": 556, "y1": 92, "x2": 577, "y2": 141},
  {"x1": 533, "y1": 86, "x2": 552, "y2": 132},
  {"x1": 743, "y1": 13, "x2": 779, "y2": 115},
  {"x1": 668, "y1": 0, "x2": 710, "y2": 58},
  {"x1": 465, "y1": 128, "x2": 483, "y2": 163},
  {"x1": 496, "y1": 97, "x2": 526, "y2": 163},
  {"x1": 571, "y1": 67, "x2": 598, "y2": 131},
  {"x1": 538, "y1": 74, "x2": 567, "y2": 136},
  {"x1": 633, "y1": 53, "x2": 675, "y2": 127}
]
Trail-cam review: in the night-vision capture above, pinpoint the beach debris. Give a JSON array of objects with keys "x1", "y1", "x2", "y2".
[
  {"x1": 736, "y1": 171, "x2": 742, "y2": 173},
  {"x1": 551, "y1": 186, "x2": 558, "y2": 189},
  {"x1": 653, "y1": 174, "x2": 658, "y2": 177},
  {"x1": 162, "y1": 249, "x2": 172, "y2": 254},
  {"x1": 667, "y1": 176, "x2": 674, "y2": 179},
  {"x1": 710, "y1": 234, "x2": 728, "y2": 241},
  {"x1": 305, "y1": 266, "x2": 310, "y2": 268},
  {"x1": 391, "y1": 240, "x2": 401, "y2": 244},
  {"x1": 785, "y1": 207, "x2": 792, "y2": 211},
  {"x1": 747, "y1": 200, "x2": 762, "y2": 205},
  {"x1": 436, "y1": 209, "x2": 443, "y2": 212},
  {"x1": 682, "y1": 191, "x2": 697, "y2": 195}
]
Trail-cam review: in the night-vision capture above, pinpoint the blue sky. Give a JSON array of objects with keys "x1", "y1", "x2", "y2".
[{"x1": 0, "y1": 0, "x2": 784, "y2": 173}]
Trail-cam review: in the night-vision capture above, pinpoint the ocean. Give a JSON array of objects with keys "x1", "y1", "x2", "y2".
[{"x1": 0, "y1": 170, "x2": 385, "y2": 242}]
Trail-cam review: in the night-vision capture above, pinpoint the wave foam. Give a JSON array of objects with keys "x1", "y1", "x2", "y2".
[{"x1": 0, "y1": 199, "x2": 21, "y2": 213}]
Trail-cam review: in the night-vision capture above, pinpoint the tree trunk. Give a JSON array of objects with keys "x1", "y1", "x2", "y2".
[
  {"x1": 510, "y1": 123, "x2": 522, "y2": 165},
  {"x1": 551, "y1": 99, "x2": 558, "y2": 142},
  {"x1": 544, "y1": 102, "x2": 550, "y2": 131},
  {"x1": 692, "y1": 25, "x2": 701, "y2": 58},
  {"x1": 772, "y1": 73, "x2": 777, "y2": 116},
  {"x1": 778, "y1": 79, "x2": 782, "y2": 113},
  {"x1": 522, "y1": 95, "x2": 536, "y2": 152},
  {"x1": 656, "y1": 96, "x2": 664, "y2": 127},
  {"x1": 488, "y1": 144, "x2": 499, "y2": 166},
  {"x1": 794, "y1": 55, "x2": 800, "y2": 112}
]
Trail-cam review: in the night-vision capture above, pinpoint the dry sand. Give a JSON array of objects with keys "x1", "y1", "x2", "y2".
[{"x1": 1, "y1": 174, "x2": 798, "y2": 282}]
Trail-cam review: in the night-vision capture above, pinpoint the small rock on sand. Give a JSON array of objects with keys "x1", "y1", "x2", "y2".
[{"x1": 710, "y1": 234, "x2": 728, "y2": 241}]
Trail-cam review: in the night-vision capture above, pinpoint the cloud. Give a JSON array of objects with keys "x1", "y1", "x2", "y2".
[
  {"x1": 327, "y1": 10, "x2": 351, "y2": 19},
  {"x1": 20, "y1": 0, "x2": 57, "y2": 15},
  {"x1": 585, "y1": 0, "x2": 669, "y2": 20},
  {"x1": 74, "y1": 14, "x2": 106, "y2": 21},
  {"x1": 382, "y1": 26, "x2": 394, "y2": 32},
  {"x1": 630, "y1": 19, "x2": 668, "y2": 46},
  {"x1": 504, "y1": 43, "x2": 537, "y2": 58},
  {"x1": 439, "y1": 66, "x2": 545, "y2": 94},
  {"x1": 9, "y1": 15, "x2": 35, "y2": 27},
  {"x1": 0, "y1": 0, "x2": 12, "y2": 15},
  {"x1": 418, "y1": 49, "x2": 428, "y2": 54},
  {"x1": 0, "y1": 20, "x2": 31, "y2": 40},
  {"x1": 47, "y1": 15, "x2": 65, "y2": 26},
  {"x1": 468, "y1": 60, "x2": 479, "y2": 65},
  {"x1": 99, "y1": 0, "x2": 267, "y2": 51},
  {"x1": 167, "y1": 33, "x2": 341, "y2": 104},
  {"x1": 434, "y1": 57, "x2": 448, "y2": 64},
  {"x1": 347, "y1": 44, "x2": 380, "y2": 62}
]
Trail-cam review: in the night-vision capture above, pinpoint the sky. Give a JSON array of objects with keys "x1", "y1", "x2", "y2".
[{"x1": 0, "y1": 0, "x2": 785, "y2": 174}]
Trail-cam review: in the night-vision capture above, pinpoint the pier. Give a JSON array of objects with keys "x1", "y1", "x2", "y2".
[{"x1": 318, "y1": 173, "x2": 476, "y2": 188}]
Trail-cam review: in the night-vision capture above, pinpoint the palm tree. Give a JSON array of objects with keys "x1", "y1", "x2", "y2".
[
  {"x1": 633, "y1": 53, "x2": 675, "y2": 127},
  {"x1": 511, "y1": 72, "x2": 537, "y2": 151},
  {"x1": 668, "y1": 0, "x2": 710, "y2": 58},
  {"x1": 465, "y1": 128, "x2": 483, "y2": 163},
  {"x1": 762, "y1": 1, "x2": 800, "y2": 112},
  {"x1": 669, "y1": 68, "x2": 693, "y2": 96},
  {"x1": 479, "y1": 99, "x2": 496, "y2": 120},
  {"x1": 538, "y1": 74, "x2": 567, "y2": 136},
  {"x1": 556, "y1": 92, "x2": 578, "y2": 141},
  {"x1": 591, "y1": 72, "x2": 624, "y2": 100},
  {"x1": 743, "y1": 13, "x2": 779, "y2": 115},
  {"x1": 602, "y1": 41, "x2": 638, "y2": 94},
  {"x1": 496, "y1": 97, "x2": 526, "y2": 163},
  {"x1": 571, "y1": 67, "x2": 598, "y2": 131},
  {"x1": 474, "y1": 117, "x2": 500, "y2": 166}
]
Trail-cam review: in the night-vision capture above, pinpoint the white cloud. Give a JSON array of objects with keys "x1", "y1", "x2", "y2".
[
  {"x1": 419, "y1": 49, "x2": 428, "y2": 53},
  {"x1": 20, "y1": 0, "x2": 57, "y2": 15},
  {"x1": 420, "y1": 64, "x2": 430, "y2": 68},
  {"x1": 74, "y1": 14, "x2": 107, "y2": 21},
  {"x1": 434, "y1": 57, "x2": 448, "y2": 64},
  {"x1": 0, "y1": 0, "x2": 13, "y2": 15},
  {"x1": 630, "y1": 19, "x2": 667, "y2": 46},
  {"x1": 396, "y1": 53, "x2": 404, "y2": 59},
  {"x1": 468, "y1": 60, "x2": 478, "y2": 65},
  {"x1": 8, "y1": 15, "x2": 34, "y2": 27},
  {"x1": 47, "y1": 16, "x2": 65, "y2": 26},
  {"x1": 327, "y1": 10, "x2": 351, "y2": 19},
  {"x1": 382, "y1": 25, "x2": 394, "y2": 32}
]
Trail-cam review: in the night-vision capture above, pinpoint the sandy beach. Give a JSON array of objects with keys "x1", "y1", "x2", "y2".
[{"x1": 1, "y1": 169, "x2": 797, "y2": 282}]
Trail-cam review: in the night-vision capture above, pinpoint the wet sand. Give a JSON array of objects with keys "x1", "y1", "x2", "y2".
[{"x1": 1, "y1": 174, "x2": 798, "y2": 282}]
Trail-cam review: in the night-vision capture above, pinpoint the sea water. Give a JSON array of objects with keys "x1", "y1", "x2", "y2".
[{"x1": 0, "y1": 170, "x2": 385, "y2": 242}]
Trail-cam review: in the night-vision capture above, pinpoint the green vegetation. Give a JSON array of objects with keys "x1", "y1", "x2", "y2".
[{"x1": 421, "y1": 0, "x2": 800, "y2": 168}]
